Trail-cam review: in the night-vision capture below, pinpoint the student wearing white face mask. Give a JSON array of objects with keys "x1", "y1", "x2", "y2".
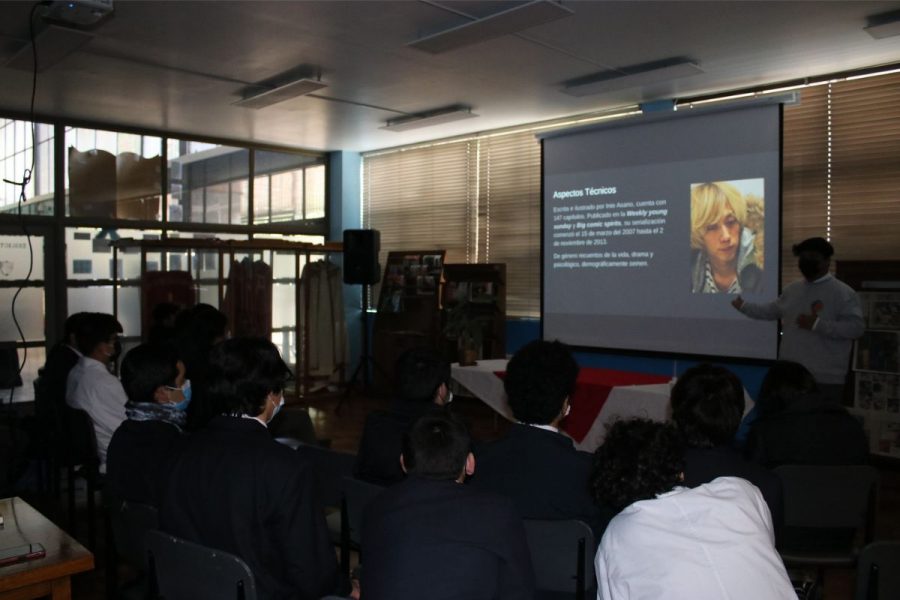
[
  {"x1": 106, "y1": 343, "x2": 191, "y2": 507},
  {"x1": 160, "y1": 338, "x2": 338, "y2": 600}
]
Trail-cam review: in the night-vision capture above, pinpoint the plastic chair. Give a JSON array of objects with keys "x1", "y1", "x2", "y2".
[
  {"x1": 855, "y1": 541, "x2": 900, "y2": 600},
  {"x1": 146, "y1": 529, "x2": 257, "y2": 600},
  {"x1": 775, "y1": 464, "x2": 878, "y2": 566},
  {"x1": 523, "y1": 519, "x2": 595, "y2": 600},
  {"x1": 338, "y1": 476, "x2": 384, "y2": 577}
]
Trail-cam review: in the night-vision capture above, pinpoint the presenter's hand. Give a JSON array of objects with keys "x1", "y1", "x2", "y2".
[
  {"x1": 796, "y1": 313, "x2": 817, "y2": 330},
  {"x1": 731, "y1": 296, "x2": 744, "y2": 310}
]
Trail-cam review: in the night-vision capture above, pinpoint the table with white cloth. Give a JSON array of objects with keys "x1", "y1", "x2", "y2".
[{"x1": 451, "y1": 360, "x2": 753, "y2": 453}]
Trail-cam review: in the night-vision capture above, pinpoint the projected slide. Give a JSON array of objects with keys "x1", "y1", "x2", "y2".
[{"x1": 541, "y1": 103, "x2": 780, "y2": 360}]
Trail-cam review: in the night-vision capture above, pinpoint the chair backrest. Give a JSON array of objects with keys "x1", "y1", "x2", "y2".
[
  {"x1": 340, "y1": 476, "x2": 385, "y2": 546},
  {"x1": 108, "y1": 499, "x2": 159, "y2": 572},
  {"x1": 296, "y1": 443, "x2": 356, "y2": 508},
  {"x1": 523, "y1": 519, "x2": 595, "y2": 600},
  {"x1": 775, "y1": 465, "x2": 878, "y2": 532},
  {"x1": 269, "y1": 407, "x2": 317, "y2": 445},
  {"x1": 61, "y1": 407, "x2": 99, "y2": 468},
  {"x1": 855, "y1": 541, "x2": 900, "y2": 600},
  {"x1": 146, "y1": 530, "x2": 257, "y2": 600}
]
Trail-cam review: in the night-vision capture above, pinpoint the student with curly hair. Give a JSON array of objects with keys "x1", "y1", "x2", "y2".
[{"x1": 590, "y1": 418, "x2": 794, "y2": 600}]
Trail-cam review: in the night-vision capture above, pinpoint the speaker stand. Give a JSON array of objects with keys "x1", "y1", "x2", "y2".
[{"x1": 339, "y1": 284, "x2": 385, "y2": 412}]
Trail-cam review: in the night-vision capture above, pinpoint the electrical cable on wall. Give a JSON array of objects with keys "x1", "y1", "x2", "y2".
[{"x1": 2, "y1": 2, "x2": 46, "y2": 399}]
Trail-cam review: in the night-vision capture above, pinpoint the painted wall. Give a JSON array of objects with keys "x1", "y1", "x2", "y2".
[{"x1": 328, "y1": 151, "x2": 362, "y2": 375}]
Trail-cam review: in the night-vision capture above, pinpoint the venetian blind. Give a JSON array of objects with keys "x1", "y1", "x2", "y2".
[
  {"x1": 363, "y1": 132, "x2": 543, "y2": 317},
  {"x1": 781, "y1": 85, "x2": 828, "y2": 288},
  {"x1": 362, "y1": 141, "x2": 475, "y2": 302},
  {"x1": 476, "y1": 131, "x2": 542, "y2": 317},
  {"x1": 830, "y1": 72, "x2": 900, "y2": 262}
]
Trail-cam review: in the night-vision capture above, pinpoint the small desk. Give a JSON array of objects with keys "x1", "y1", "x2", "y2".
[{"x1": 0, "y1": 497, "x2": 94, "y2": 600}]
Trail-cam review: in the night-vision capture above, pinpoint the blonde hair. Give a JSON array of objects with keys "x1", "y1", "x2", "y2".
[{"x1": 690, "y1": 182, "x2": 747, "y2": 250}]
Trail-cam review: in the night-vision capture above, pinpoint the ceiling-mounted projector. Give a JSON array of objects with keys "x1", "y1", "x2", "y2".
[{"x1": 44, "y1": 0, "x2": 114, "y2": 28}]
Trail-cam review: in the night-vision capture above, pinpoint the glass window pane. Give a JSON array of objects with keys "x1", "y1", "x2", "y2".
[
  {"x1": 116, "y1": 285, "x2": 141, "y2": 337},
  {"x1": 272, "y1": 283, "x2": 296, "y2": 328},
  {"x1": 305, "y1": 164, "x2": 326, "y2": 219},
  {"x1": 254, "y1": 150, "x2": 323, "y2": 224},
  {"x1": 232, "y1": 179, "x2": 249, "y2": 225},
  {"x1": 65, "y1": 128, "x2": 163, "y2": 220},
  {"x1": 68, "y1": 286, "x2": 114, "y2": 315},
  {"x1": 0, "y1": 288, "x2": 44, "y2": 343},
  {"x1": 0, "y1": 119, "x2": 54, "y2": 215},
  {"x1": 0, "y1": 234, "x2": 45, "y2": 280},
  {"x1": 253, "y1": 175, "x2": 270, "y2": 224},
  {"x1": 273, "y1": 251, "x2": 295, "y2": 278},
  {"x1": 66, "y1": 227, "x2": 161, "y2": 279},
  {"x1": 168, "y1": 140, "x2": 248, "y2": 225}
]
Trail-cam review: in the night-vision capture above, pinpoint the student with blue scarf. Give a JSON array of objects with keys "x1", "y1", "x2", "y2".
[{"x1": 106, "y1": 343, "x2": 190, "y2": 507}]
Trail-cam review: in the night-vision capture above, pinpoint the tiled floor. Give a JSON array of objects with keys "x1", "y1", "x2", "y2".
[{"x1": 18, "y1": 390, "x2": 900, "y2": 599}]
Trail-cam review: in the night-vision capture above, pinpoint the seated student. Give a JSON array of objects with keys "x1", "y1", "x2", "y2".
[
  {"x1": 174, "y1": 303, "x2": 229, "y2": 431},
  {"x1": 746, "y1": 360, "x2": 868, "y2": 468},
  {"x1": 591, "y1": 419, "x2": 795, "y2": 600},
  {"x1": 65, "y1": 312, "x2": 127, "y2": 473},
  {"x1": 37, "y1": 312, "x2": 88, "y2": 420},
  {"x1": 355, "y1": 347, "x2": 452, "y2": 485},
  {"x1": 106, "y1": 344, "x2": 189, "y2": 507},
  {"x1": 470, "y1": 340, "x2": 611, "y2": 537},
  {"x1": 160, "y1": 338, "x2": 337, "y2": 600},
  {"x1": 671, "y1": 363, "x2": 783, "y2": 529},
  {"x1": 361, "y1": 412, "x2": 535, "y2": 600}
]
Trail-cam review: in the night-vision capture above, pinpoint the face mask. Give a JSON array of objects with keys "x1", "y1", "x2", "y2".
[
  {"x1": 270, "y1": 392, "x2": 285, "y2": 421},
  {"x1": 798, "y1": 257, "x2": 821, "y2": 281},
  {"x1": 167, "y1": 379, "x2": 192, "y2": 411}
]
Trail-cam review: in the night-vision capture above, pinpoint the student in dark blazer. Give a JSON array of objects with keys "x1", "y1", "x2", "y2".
[
  {"x1": 745, "y1": 360, "x2": 868, "y2": 468},
  {"x1": 361, "y1": 411, "x2": 535, "y2": 600},
  {"x1": 671, "y1": 363, "x2": 784, "y2": 530},
  {"x1": 470, "y1": 340, "x2": 613, "y2": 538},
  {"x1": 160, "y1": 338, "x2": 338, "y2": 600},
  {"x1": 106, "y1": 343, "x2": 188, "y2": 507},
  {"x1": 355, "y1": 347, "x2": 452, "y2": 486}
]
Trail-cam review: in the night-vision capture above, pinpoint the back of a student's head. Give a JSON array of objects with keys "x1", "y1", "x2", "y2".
[
  {"x1": 63, "y1": 312, "x2": 89, "y2": 345},
  {"x1": 173, "y1": 304, "x2": 228, "y2": 373},
  {"x1": 758, "y1": 360, "x2": 819, "y2": 417},
  {"x1": 395, "y1": 347, "x2": 450, "y2": 404},
  {"x1": 207, "y1": 338, "x2": 290, "y2": 418},
  {"x1": 591, "y1": 418, "x2": 685, "y2": 512},
  {"x1": 670, "y1": 364, "x2": 744, "y2": 448},
  {"x1": 505, "y1": 339, "x2": 578, "y2": 425},
  {"x1": 75, "y1": 312, "x2": 123, "y2": 356},
  {"x1": 402, "y1": 412, "x2": 471, "y2": 481},
  {"x1": 121, "y1": 344, "x2": 181, "y2": 404}
]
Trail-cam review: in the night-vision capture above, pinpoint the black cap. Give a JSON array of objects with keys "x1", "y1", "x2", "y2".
[{"x1": 792, "y1": 237, "x2": 834, "y2": 258}]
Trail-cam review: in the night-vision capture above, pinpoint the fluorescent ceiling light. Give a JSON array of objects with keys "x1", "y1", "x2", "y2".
[
  {"x1": 409, "y1": 0, "x2": 574, "y2": 54},
  {"x1": 233, "y1": 78, "x2": 326, "y2": 109},
  {"x1": 865, "y1": 9, "x2": 900, "y2": 39},
  {"x1": 561, "y1": 58, "x2": 703, "y2": 97},
  {"x1": 4, "y1": 24, "x2": 93, "y2": 71},
  {"x1": 381, "y1": 105, "x2": 478, "y2": 132}
]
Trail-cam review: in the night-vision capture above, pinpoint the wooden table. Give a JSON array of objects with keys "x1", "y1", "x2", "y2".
[{"x1": 0, "y1": 497, "x2": 94, "y2": 600}]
